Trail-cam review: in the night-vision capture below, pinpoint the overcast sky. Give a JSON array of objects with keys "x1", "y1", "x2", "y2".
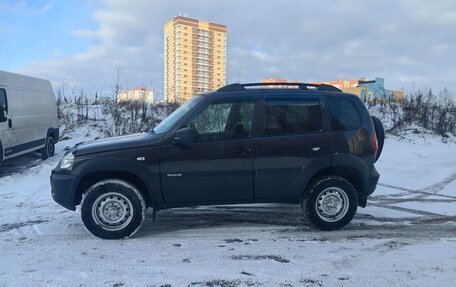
[{"x1": 1, "y1": 0, "x2": 456, "y2": 98}]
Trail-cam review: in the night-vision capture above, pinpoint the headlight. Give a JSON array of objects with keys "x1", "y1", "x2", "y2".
[{"x1": 59, "y1": 152, "x2": 75, "y2": 170}]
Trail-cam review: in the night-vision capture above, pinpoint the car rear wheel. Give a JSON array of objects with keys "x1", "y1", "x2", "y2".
[
  {"x1": 303, "y1": 176, "x2": 357, "y2": 231},
  {"x1": 41, "y1": 135, "x2": 55, "y2": 160},
  {"x1": 81, "y1": 180, "x2": 146, "y2": 239}
]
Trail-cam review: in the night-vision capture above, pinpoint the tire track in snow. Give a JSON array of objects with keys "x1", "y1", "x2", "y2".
[
  {"x1": 377, "y1": 172, "x2": 456, "y2": 200},
  {"x1": 368, "y1": 203, "x2": 445, "y2": 217},
  {"x1": 370, "y1": 173, "x2": 456, "y2": 218}
]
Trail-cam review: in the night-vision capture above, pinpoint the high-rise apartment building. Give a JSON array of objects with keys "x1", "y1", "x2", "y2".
[{"x1": 164, "y1": 16, "x2": 227, "y2": 102}]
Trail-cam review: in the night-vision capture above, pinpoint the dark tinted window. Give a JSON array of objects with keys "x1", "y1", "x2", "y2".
[
  {"x1": 188, "y1": 101, "x2": 255, "y2": 142},
  {"x1": 0, "y1": 89, "x2": 7, "y2": 113},
  {"x1": 264, "y1": 101, "x2": 321, "y2": 136},
  {"x1": 327, "y1": 97, "x2": 362, "y2": 130}
]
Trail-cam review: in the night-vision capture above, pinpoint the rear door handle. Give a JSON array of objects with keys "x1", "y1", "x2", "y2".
[
  {"x1": 312, "y1": 146, "x2": 321, "y2": 152},
  {"x1": 8, "y1": 118, "x2": 12, "y2": 129}
]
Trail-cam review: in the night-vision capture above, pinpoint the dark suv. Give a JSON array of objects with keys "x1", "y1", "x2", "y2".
[{"x1": 51, "y1": 82, "x2": 383, "y2": 239}]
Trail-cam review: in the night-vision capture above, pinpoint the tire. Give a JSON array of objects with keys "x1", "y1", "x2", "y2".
[
  {"x1": 371, "y1": 116, "x2": 384, "y2": 162},
  {"x1": 303, "y1": 176, "x2": 358, "y2": 231},
  {"x1": 81, "y1": 179, "x2": 146, "y2": 239},
  {"x1": 0, "y1": 142, "x2": 3, "y2": 169},
  {"x1": 41, "y1": 135, "x2": 55, "y2": 160}
]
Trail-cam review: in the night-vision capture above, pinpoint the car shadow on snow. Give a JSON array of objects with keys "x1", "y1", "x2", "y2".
[
  {"x1": 133, "y1": 204, "x2": 456, "y2": 240},
  {"x1": 0, "y1": 152, "x2": 43, "y2": 177},
  {"x1": 137, "y1": 204, "x2": 307, "y2": 234}
]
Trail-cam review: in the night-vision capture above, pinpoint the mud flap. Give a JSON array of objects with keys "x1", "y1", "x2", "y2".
[
  {"x1": 152, "y1": 206, "x2": 158, "y2": 222},
  {"x1": 358, "y1": 196, "x2": 367, "y2": 208}
]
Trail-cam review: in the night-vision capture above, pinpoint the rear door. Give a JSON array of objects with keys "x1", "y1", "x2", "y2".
[
  {"x1": 0, "y1": 88, "x2": 15, "y2": 158},
  {"x1": 254, "y1": 93, "x2": 333, "y2": 199}
]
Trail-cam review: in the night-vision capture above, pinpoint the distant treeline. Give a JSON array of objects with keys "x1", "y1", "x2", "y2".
[
  {"x1": 367, "y1": 89, "x2": 456, "y2": 137},
  {"x1": 56, "y1": 86, "x2": 456, "y2": 139}
]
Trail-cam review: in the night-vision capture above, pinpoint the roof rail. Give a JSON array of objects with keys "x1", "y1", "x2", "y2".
[{"x1": 217, "y1": 82, "x2": 342, "y2": 92}]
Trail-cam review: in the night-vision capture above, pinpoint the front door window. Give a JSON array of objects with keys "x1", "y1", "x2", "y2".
[{"x1": 188, "y1": 101, "x2": 255, "y2": 142}]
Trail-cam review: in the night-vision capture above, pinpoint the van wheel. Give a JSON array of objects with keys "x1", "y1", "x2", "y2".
[
  {"x1": 81, "y1": 180, "x2": 146, "y2": 239},
  {"x1": 0, "y1": 142, "x2": 3, "y2": 168},
  {"x1": 41, "y1": 136, "x2": 55, "y2": 160},
  {"x1": 302, "y1": 176, "x2": 357, "y2": 231}
]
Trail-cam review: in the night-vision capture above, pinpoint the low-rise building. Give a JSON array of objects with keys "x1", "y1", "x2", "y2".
[
  {"x1": 261, "y1": 78, "x2": 304, "y2": 88},
  {"x1": 313, "y1": 78, "x2": 404, "y2": 102},
  {"x1": 117, "y1": 87, "x2": 154, "y2": 104},
  {"x1": 261, "y1": 77, "x2": 404, "y2": 102}
]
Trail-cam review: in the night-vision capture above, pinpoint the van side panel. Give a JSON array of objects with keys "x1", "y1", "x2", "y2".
[
  {"x1": 8, "y1": 87, "x2": 43, "y2": 149},
  {"x1": 0, "y1": 70, "x2": 58, "y2": 160}
]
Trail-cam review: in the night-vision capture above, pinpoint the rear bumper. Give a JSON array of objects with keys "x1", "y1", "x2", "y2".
[
  {"x1": 50, "y1": 170, "x2": 78, "y2": 211},
  {"x1": 366, "y1": 165, "x2": 380, "y2": 195}
]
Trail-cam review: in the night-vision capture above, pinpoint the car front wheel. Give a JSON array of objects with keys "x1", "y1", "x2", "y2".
[
  {"x1": 303, "y1": 176, "x2": 358, "y2": 231},
  {"x1": 81, "y1": 179, "x2": 146, "y2": 239}
]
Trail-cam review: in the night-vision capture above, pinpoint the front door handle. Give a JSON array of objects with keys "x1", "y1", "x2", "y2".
[
  {"x1": 8, "y1": 118, "x2": 12, "y2": 129},
  {"x1": 312, "y1": 146, "x2": 321, "y2": 152}
]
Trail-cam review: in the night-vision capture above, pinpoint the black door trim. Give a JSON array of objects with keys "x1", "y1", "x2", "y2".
[{"x1": 5, "y1": 138, "x2": 45, "y2": 157}]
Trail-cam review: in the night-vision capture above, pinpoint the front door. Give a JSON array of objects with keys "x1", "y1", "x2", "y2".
[{"x1": 160, "y1": 99, "x2": 257, "y2": 203}]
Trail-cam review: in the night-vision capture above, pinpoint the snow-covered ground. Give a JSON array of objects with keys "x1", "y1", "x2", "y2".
[{"x1": 1, "y1": 129, "x2": 456, "y2": 287}]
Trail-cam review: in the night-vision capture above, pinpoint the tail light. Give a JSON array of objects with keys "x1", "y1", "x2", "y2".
[{"x1": 373, "y1": 132, "x2": 378, "y2": 161}]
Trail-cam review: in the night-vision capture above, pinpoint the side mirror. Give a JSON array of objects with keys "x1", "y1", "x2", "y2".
[
  {"x1": 0, "y1": 106, "x2": 6, "y2": 123},
  {"x1": 172, "y1": 127, "x2": 196, "y2": 145}
]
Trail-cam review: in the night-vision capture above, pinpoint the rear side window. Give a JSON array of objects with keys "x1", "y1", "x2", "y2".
[
  {"x1": 0, "y1": 89, "x2": 7, "y2": 113},
  {"x1": 264, "y1": 101, "x2": 321, "y2": 136},
  {"x1": 327, "y1": 97, "x2": 362, "y2": 130}
]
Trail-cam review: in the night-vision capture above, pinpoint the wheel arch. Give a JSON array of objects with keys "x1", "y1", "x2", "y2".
[
  {"x1": 303, "y1": 166, "x2": 363, "y2": 198},
  {"x1": 301, "y1": 154, "x2": 370, "y2": 207},
  {"x1": 71, "y1": 157, "x2": 161, "y2": 208},
  {"x1": 75, "y1": 170, "x2": 153, "y2": 208}
]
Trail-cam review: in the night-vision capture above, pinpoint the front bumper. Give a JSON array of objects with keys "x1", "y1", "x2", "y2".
[{"x1": 50, "y1": 170, "x2": 79, "y2": 211}]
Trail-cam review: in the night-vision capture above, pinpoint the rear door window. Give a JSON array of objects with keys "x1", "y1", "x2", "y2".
[
  {"x1": 327, "y1": 97, "x2": 362, "y2": 130},
  {"x1": 264, "y1": 100, "x2": 321, "y2": 136}
]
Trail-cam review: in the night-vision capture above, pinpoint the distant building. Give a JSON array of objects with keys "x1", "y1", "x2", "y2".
[
  {"x1": 117, "y1": 87, "x2": 154, "y2": 104},
  {"x1": 261, "y1": 78, "x2": 303, "y2": 88},
  {"x1": 261, "y1": 77, "x2": 403, "y2": 101},
  {"x1": 164, "y1": 16, "x2": 227, "y2": 103},
  {"x1": 313, "y1": 78, "x2": 404, "y2": 101}
]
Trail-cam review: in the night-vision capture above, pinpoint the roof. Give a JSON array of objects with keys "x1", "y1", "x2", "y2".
[
  {"x1": 0, "y1": 70, "x2": 52, "y2": 92},
  {"x1": 217, "y1": 82, "x2": 342, "y2": 93}
]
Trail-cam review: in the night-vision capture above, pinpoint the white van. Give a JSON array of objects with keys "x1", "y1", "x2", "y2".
[{"x1": 0, "y1": 70, "x2": 59, "y2": 163}]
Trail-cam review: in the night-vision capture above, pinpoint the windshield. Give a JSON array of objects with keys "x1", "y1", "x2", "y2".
[{"x1": 153, "y1": 96, "x2": 204, "y2": 134}]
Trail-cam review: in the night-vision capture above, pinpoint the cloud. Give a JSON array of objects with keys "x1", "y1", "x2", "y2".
[
  {"x1": 0, "y1": 1, "x2": 53, "y2": 15},
  {"x1": 16, "y1": 0, "x2": 456, "y2": 97}
]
